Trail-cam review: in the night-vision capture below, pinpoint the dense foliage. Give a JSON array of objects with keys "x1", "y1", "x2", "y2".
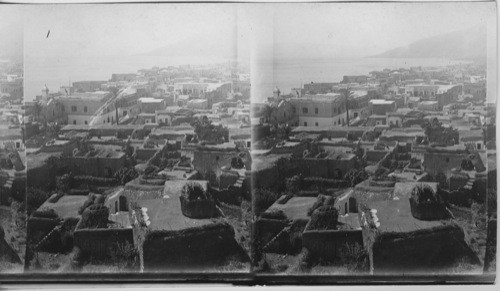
[
  {"x1": 114, "y1": 166, "x2": 139, "y2": 185},
  {"x1": 191, "y1": 116, "x2": 228, "y2": 144},
  {"x1": 181, "y1": 182, "x2": 207, "y2": 201},
  {"x1": 422, "y1": 118, "x2": 459, "y2": 146}
]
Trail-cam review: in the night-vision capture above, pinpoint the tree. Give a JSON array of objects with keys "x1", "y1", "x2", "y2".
[
  {"x1": 461, "y1": 158, "x2": 475, "y2": 171},
  {"x1": 340, "y1": 88, "x2": 354, "y2": 127},
  {"x1": 261, "y1": 104, "x2": 275, "y2": 124},
  {"x1": 181, "y1": 182, "x2": 207, "y2": 201},
  {"x1": 191, "y1": 116, "x2": 228, "y2": 144},
  {"x1": 33, "y1": 102, "x2": 42, "y2": 122},
  {"x1": 344, "y1": 169, "x2": 369, "y2": 187},
  {"x1": 114, "y1": 166, "x2": 139, "y2": 185},
  {"x1": 422, "y1": 119, "x2": 459, "y2": 145}
]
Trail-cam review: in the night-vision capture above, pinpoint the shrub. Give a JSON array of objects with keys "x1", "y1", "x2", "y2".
[
  {"x1": 27, "y1": 187, "x2": 52, "y2": 215},
  {"x1": 78, "y1": 195, "x2": 94, "y2": 215},
  {"x1": 409, "y1": 185, "x2": 450, "y2": 220},
  {"x1": 308, "y1": 205, "x2": 339, "y2": 230},
  {"x1": 47, "y1": 192, "x2": 64, "y2": 203},
  {"x1": 260, "y1": 209, "x2": 287, "y2": 220},
  {"x1": 143, "y1": 165, "x2": 159, "y2": 177},
  {"x1": 56, "y1": 173, "x2": 73, "y2": 192},
  {"x1": 461, "y1": 159, "x2": 475, "y2": 171},
  {"x1": 285, "y1": 174, "x2": 303, "y2": 193},
  {"x1": 339, "y1": 241, "x2": 369, "y2": 272},
  {"x1": 73, "y1": 175, "x2": 119, "y2": 187},
  {"x1": 253, "y1": 188, "x2": 281, "y2": 216},
  {"x1": 114, "y1": 166, "x2": 139, "y2": 185},
  {"x1": 109, "y1": 241, "x2": 138, "y2": 270},
  {"x1": 344, "y1": 169, "x2": 369, "y2": 187},
  {"x1": 302, "y1": 177, "x2": 348, "y2": 190},
  {"x1": 70, "y1": 247, "x2": 88, "y2": 270},
  {"x1": 32, "y1": 207, "x2": 59, "y2": 219},
  {"x1": 307, "y1": 195, "x2": 327, "y2": 216},
  {"x1": 181, "y1": 182, "x2": 207, "y2": 201},
  {"x1": 80, "y1": 204, "x2": 109, "y2": 229}
]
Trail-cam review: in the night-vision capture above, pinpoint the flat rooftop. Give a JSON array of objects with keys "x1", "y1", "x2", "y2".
[
  {"x1": 367, "y1": 199, "x2": 443, "y2": 234},
  {"x1": 266, "y1": 196, "x2": 317, "y2": 221},
  {"x1": 370, "y1": 99, "x2": 395, "y2": 105},
  {"x1": 138, "y1": 180, "x2": 211, "y2": 232},
  {"x1": 38, "y1": 195, "x2": 88, "y2": 220}
]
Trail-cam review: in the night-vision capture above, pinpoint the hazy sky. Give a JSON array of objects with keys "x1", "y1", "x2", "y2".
[
  {"x1": 23, "y1": 3, "x2": 495, "y2": 60},
  {"x1": 21, "y1": 3, "x2": 496, "y2": 102},
  {"x1": 25, "y1": 4, "x2": 246, "y2": 60},
  {"x1": 271, "y1": 2, "x2": 496, "y2": 59},
  {"x1": 0, "y1": 6, "x2": 23, "y2": 61}
]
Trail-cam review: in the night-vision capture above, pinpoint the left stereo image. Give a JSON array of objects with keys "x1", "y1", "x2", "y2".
[{"x1": 0, "y1": 6, "x2": 26, "y2": 274}]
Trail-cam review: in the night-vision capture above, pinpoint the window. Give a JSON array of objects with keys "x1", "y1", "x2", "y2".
[
  {"x1": 84, "y1": 106, "x2": 88, "y2": 113},
  {"x1": 304, "y1": 122, "x2": 307, "y2": 126},
  {"x1": 84, "y1": 121, "x2": 88, "y2": 125},
  {"x1": 123, "y1": 110, "x2": 127, "y2": 116},
  {"x1": 302, "y1": 107, "x2": 308, "y2": 114},
  {"x1": 16, "y1": 142, "x2": 20, "y2": 148},
  {"x1": 71, "y1": 106, "x2": 77, "y2": 112},
  {"x1": 315, "y1": 122, "x2": 319, "y2": 126},
  {"x1": 477, "y1": 143, "x2": 482, "y2": 150},
  {"x1": 292, "y1": 107, "x2": 296, "y2": 114},
  {"x1": 446, "y1": 158, "x2": 450, "y2": 163},
  {"x1": 315, "y1": 108, "x2": 319, "y2": 114},
  {"x1": 73, "y1": 120, "x2": 76, "y2": 125}
]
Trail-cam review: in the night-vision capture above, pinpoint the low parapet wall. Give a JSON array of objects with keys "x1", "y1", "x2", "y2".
[
  {"x1": 303, "y1": 227, "x2": 363, "y2": 259},
  {"x1": 73, "y1": 219, "x2": 134, "y2": 258},
  {"x1": 141, "y1": 222, "x2": 236, "y2": 270},
  {"x1": 370, "y1": 223, "x2": 479, "y2": 274}
]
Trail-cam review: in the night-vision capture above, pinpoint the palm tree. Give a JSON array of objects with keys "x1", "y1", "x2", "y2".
[{"x1": 340, "y1": 88, "x2": 354, "y2": 127}]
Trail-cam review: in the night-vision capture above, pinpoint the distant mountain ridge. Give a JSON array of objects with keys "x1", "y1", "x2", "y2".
[{"x1": 371, "y1": 26, "x2": 486, "y2": 61}]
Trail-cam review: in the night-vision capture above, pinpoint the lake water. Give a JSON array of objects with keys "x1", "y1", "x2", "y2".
[{"x1": 25, "y1": 54, "x2": 469, "y2": 102}]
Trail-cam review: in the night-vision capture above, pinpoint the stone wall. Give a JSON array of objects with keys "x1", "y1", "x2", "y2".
[
  {"x1": 73, "y1": 219, "x2": 134, "y2": 258},
  {"x1": 303, "y1": 228, "x2": 363, "y2": 259},
  {"x1": 141, "y1": 222, "x2": 236, "y2": 270},
  {"x1": 370, "y1": 223, "x2": 478, "y2": 274},
  {"x1": 60, "y1": 155, "x2": 126, "y2": 178},
  {"x1": 292, "y1": 157, "x2": 357, "y2": 179}
]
